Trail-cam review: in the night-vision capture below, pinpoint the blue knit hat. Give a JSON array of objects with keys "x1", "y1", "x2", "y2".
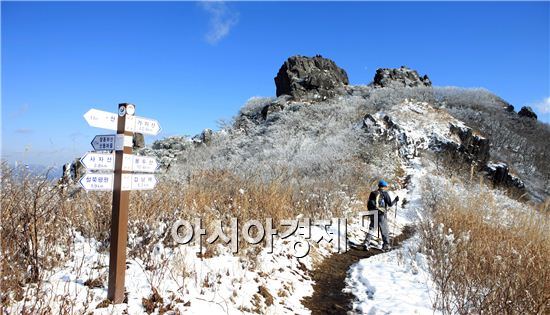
[{"x1": 378, "y1": 179, "x2": 388, "y2": 187}]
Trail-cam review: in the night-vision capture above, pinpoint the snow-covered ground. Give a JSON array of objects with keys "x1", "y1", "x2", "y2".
[{"x1": 346, "y1": 235, "x2": 435, "y2": 315}]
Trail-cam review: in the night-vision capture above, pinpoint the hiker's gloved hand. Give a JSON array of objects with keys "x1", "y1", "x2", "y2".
[{"x1": 395, "y1": 196, "x2": 400, "y2": 202}]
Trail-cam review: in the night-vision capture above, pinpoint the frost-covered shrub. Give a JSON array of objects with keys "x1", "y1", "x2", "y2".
[
  {"x1": 364, "y1": 86, "x2": 435, "y2": 111},
  {"x1": 238, "y1": 96, "x2": 275, "y2": 118},
  {"x1": 434, "y1": 87, "x2": 506, "y2": 111},
  {"x1": 170, "y1": 94, "x2": 402, "y2": 203}
]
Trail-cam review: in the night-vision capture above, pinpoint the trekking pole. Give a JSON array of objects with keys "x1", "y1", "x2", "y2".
[
  {"x1": 377, "y1": 210, "x2": 380, "y2": 240},
  {"x1": 391, "y1": 201, "x2": 398, "y2": 247}
]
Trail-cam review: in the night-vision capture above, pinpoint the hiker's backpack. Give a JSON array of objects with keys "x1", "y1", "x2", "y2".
[{"x1": 367, "y1": 191, "x2": 386, "y2": 211}]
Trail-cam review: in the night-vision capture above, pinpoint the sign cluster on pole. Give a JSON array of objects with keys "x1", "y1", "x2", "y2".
[{"x1": 80, "y1": 104, "x2": 161, "y2": 303}]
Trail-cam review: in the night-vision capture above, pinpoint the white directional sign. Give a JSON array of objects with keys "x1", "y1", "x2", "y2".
[
  {"x1": 127, "y1": 116, "x2": 161, "y2": 135},
  {"x1": 84, "y1": 109, "x2": 118, "y2": 131},
  {"x1": 79, "y1": 173, "x2": 114, "y2": 191},
  {"x1": 81, "y1": 152, "x2": 159, "y2": 173},
  {"x1": 80, "y1": 152, "x2": 115, "y2": 171},
  {"x1": 84, "y1": 108, "x2": 161, "y2": 135},
  {"x1": 121, "y1": 174, "x2": 158, "y2": 191},
  {"x1": 124, "y1": 155, "x2": 159, "y2": 173}
]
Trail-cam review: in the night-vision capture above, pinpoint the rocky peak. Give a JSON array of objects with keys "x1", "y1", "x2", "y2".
[
  {"x1": 373, "y1": 66, "x2": 431, "y2": 88},
  {"x1": 274, "y1": 55, "x2": 349, "y2": 101},
  {"x1": 518, "y1": 106, "x2": 537, "y2": 120}
]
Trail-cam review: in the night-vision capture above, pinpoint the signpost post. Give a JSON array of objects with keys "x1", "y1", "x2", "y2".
[
  {"x1": 81, "y1": 103, "x2": 160, "y2": 304},
  {"x1": 107, "y1": 103, "x2": 133, "y2": 303}
]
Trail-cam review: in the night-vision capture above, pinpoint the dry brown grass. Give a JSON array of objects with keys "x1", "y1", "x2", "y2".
[{"x1": 420, "y1": 178, "x2": 550, "y2": 315}]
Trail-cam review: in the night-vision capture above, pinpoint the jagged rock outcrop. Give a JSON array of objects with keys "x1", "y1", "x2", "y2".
[
  {"x1": 274, "y1": 55, "x2": 349, "y2": 101},
  {"x1": 484, "y1": 162, "x2": 525, "y2": 189},
  {"x1": 518, "y1": 106, "x2": 537, "y2": 120},
  {"x1": 373, "y1": 66, "x2": 431, "y2": 88},
  {"x1": 133, "y1": 133, "x2": 145, "y2": 149},
  {"x1": 362, "y1": 99, "x2": 529, "y2": 194},
  {"x1": 362, "y1": 99, "x2": 489, "y2": 165},
  {"x1": 449, "y1": 123, "x2": 490, "y2": 164}
]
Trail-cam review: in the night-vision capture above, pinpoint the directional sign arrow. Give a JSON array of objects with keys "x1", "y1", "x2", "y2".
[
  {"x1": 91, "y1": 135, "x2": 117, "y2": 151},
  {"x1": 80, "y1": 152, "x2": 115, "y2": 171},
  {"x1": 90, "y1": 134, "x2": 133, "y2": 151},
  {"x1": 121, "y1": 174, "x2": 158, "y2": 191},
  {"x1": 79, "y1": 173, "x2": 114, "y2": 191},
  {"x1": 84, "y1": 109, "x2": 118, "y2": 131}
]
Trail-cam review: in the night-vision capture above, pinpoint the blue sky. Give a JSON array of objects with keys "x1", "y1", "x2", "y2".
[{"x1": 2, "y1": 1, "x2": 549, "y2": 166}]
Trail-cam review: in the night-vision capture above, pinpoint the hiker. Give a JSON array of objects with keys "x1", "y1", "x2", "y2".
[{"x1": 365, "y1": 179, "x2": 399, "y2": 251}]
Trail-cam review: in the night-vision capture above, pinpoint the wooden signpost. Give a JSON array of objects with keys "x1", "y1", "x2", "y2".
[{"x1": 80, "y1": 103, "x2": 161, "y2": 303}]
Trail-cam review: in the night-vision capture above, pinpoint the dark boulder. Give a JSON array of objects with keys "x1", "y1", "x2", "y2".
[
  {"x1": 501, "y1": 102, "x2": 514, "y2": 113},
  {"x1": 518, "y1": 106, "x2": 537, "y2": 120},
  {"x1": 261, "y1": 96, "x2": 290, "y2": 120},
  {"x1": 72, "y1": 159, "x2": 85, "y2": 180},
  {"x1": 274, "y1": 55, "x2": 349, "y2": 100},
  {"x1": 133, "y1": 133, "x2": 145, "y2": 149},
  {"x1": 61, "y1": 158, "x2": 86, "y2": 183},
  {"x1": 484, "y1": 162, "x2": 525, "y2": 189},
  {"x1": 191, "y1": 129, "x2": 214, "y2": 145},
  {"x1": 200, "y1": 128, "x2": 213, "y2": 145},
  {"x1": 261, "y1": 103, "x2": 284, "y2": 120},
  {"x1": 373, "y1": 66, "x2": 432, "y2": 88}
]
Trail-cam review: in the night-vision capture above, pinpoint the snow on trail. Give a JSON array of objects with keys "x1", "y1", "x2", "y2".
[
  {"x1": 345, "y1": 158, "x2": 438, "y2": 314},
  {"x1": 346, "y1": 236, "x2": 434, "y2": 314}
]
